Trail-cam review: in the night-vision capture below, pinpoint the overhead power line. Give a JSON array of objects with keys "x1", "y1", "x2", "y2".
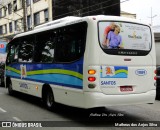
[
  {"x1": 81, "y1": 0, "x2": 130, "y2": 15},
  {"x1": 54, "y1": 0, "x2": 111, "y2": 18},
  {"x1": 54, "y1": 0, "x2": 130, "y2": 19}
]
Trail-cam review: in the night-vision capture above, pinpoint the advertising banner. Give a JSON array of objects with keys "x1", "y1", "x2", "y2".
[
  {"x1": 0, "y1": 40, "x2": 7, "y2": 63},
  {"x1": 99, "y1": 22, "x2": 151, "y2": 50},
  {"x1": 0, "y1": 41, "x2": 7, "y2": 54}
]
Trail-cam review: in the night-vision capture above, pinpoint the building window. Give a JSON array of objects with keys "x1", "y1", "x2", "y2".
[
  {"x1": 21, "y1": 18, "x2": 23, "y2": 25},
  {"x1": 26, "y1": 0, "x2": 31, "y2": 6},
  {"x1": 8, "y1": 3, "x2": 12, "y2": 15},
  {"x1": 44, "y1": 9, "x2": 49, "y2": 22},
  {"x1": 9, "y1": 22, "x2": 13, "y2": 33},
  {"x1": 21, "y1": 18, "x2": 23, "y2": 30},
  {"x1": 33, "y1": 0, "x2": 40, "y2": 3},
  {"x1": 4, "y1": 7, "x2": 7, "y2": 16},
  {"x1": 27, "y1": 15, "x2": 31, "y2": 30},
  {"x1": 14, "y1": 20, "x2": 18, "y2": 31},
  {"x1": 34, "y1": 12, "x2": 40, "y2": 26},
  {"x1": 0, "y1": 7, "x2": 7, "y2": 17},
  {"x1": 0, "y1": 26, "x2": 3, "y2": 35},
  {"x1": 13, "y1": 0, "x2": 17, "y2": 12},
  {"x1": 4, "y1": 24, "x2": 7, "y2": 34},
  {"x1": 0, "y1": 8, "x2": 2, "y2": 17}
]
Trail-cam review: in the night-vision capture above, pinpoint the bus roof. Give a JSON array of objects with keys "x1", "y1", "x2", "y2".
[
  {"x1": 34, "y1": 16, "x2": 81, "y2": 30},
  {"x1": 14, "y1": 15, "x2": 150, "y2": 39}
]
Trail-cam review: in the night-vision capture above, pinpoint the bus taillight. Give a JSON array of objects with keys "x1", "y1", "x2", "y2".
[
  {"x1": 154, "y1": 76, "x2": 157, "y2": 80},
  {"x1": 88, "y1": 84, "x2": 96, "y2": 89},
  {"x1": 154, "y1": 70, "x2": 157, "y2": 80},
  {"x1": 88, "y1": 69, "x2": 96, "y2": 75},
  {"x1": 88, "y1": 77, "x2": 96, "y2": 82},
  {"x1": 154, "y1": 70, "x2": 157, "y2": 74}
]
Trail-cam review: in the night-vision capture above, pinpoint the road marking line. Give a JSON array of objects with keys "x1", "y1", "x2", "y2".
[
  {"x1": 0, "y1": 107, "x2": 7, "y2": 112},
  {"x1": 13, "y1": 117, "x2": 22, "y2": 121}
]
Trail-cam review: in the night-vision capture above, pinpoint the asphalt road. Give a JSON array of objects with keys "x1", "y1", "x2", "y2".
[{"x1": 0, "y1": 87, "x2": 160, "y2": 130}]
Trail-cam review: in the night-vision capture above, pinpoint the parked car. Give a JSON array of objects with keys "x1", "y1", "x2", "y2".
[
  {"x1": 0, "y1": 63, "x2": 5, "y2": 87},
  {"x1": 156, "y1": 66, "x2": 160, "y2": 100}
]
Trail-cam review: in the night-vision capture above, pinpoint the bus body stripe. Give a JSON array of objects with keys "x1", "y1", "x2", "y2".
[
  {"x1": 6, "y1": 66, "x2": 21, "y2": 74},
  {"x1": 7, "y1": 76, "x2": 82, "y2": 89},
  {"x1": 6, "y1": 67, "x2": 83, "y2": 80},
  {"x1": 27, "y1": 69, "x2": 83, "y2": 80}
]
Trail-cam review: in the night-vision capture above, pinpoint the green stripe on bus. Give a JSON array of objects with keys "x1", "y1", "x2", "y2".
[
  {"x1": 115, "y1": 69, "x2": 128, "y2": 75},
  {"x1": 100, "y1": 69, "x2": 128, "y2": 75},
  {"x1": 6, "y1": 66, "x2": 83, "y2": 80},
  {"x1": 6, "y1": 66, "x2": 21, "y2": 74},
  {"x1": 27, "y1": 69, "x2": 83, "y2": 80}
]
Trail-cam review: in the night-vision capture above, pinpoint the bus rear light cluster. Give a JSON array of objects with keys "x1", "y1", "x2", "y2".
[
  {"x1": 88, "y1": 69, "x2": 96, "y2": 82},
  {"x1": 88, "y1": 69, "x2": 96, "y2": 88}
]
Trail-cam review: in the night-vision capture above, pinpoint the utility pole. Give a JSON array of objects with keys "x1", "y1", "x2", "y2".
[
  {"x1": 22, "y1": 0, "x2": 27, "y2": 32},
  {"x1": 148, "y1": 7, "x2": 157, "y2": 26},
  {"x1": 30, "y1": 0, "x2": 33, "y2": 29}
]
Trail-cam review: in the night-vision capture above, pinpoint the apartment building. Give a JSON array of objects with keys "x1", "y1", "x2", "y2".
[
  {"x1": 0, "y1": 0, "x2": 52, "y2": 40},
  {"x1": 121, "y1": 11, "x2": 136, "y2": 19}
]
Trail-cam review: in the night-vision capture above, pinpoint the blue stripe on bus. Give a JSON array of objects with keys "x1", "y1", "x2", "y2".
[
  {"x1": 6, "y1": 72, "x2": 83, "y2": 89},
  {"x1": 6, "y1": 58, "x2": 84, "y2": 89},
  {"x1": 9, "y1": 57, "x2": 84, "y2": 74}
]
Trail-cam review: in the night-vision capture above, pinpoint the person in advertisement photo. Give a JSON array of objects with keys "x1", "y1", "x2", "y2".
[
  {"x1": 106, "y1": 25, "x2": 124, "y2": 49},
  {"x1": 102, "y1": 22, "x2": 116, "y2": 47},
  {"x1": 102, "y1": 23, "x2": 124, "y2": 49}
]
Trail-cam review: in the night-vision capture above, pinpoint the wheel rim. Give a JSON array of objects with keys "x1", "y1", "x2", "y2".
[{"x1": 46, "y1": 91, "x2": 54, "y2": 108}]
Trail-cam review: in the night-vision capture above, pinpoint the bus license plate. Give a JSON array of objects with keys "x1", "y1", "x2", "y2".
[{"x1": 120, "y1": 86, "x2": 133, "y2": 92}]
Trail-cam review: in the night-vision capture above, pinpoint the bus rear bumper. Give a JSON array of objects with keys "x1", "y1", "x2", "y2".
[{"x1": 83, "y1": 90, "x2": 156, "y2": 108}]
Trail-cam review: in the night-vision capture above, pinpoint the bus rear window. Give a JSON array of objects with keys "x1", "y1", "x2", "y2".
[{"x1": 98, "y1": 21, "x2": 152, "y2": 56}]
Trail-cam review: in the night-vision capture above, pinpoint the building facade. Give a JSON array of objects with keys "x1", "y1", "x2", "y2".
[
  {"x1": 121, "y1": 11, "x2": 136, "y2": 19},
  {"x1": 0, "y1": 0, "x2": 121, "y2": 40},
  {"x1": 0, "y1": 0, "x2": 52, "y2": 40}
]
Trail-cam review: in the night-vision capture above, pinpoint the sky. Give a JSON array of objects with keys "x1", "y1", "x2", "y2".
[{"x1": 120, "y1": 0, "x2": 160, "y2": 26}]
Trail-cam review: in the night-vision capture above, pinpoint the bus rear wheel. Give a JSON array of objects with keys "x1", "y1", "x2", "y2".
[{"x1": 44, "y1": 89, "x2": 56, "y2": 110}]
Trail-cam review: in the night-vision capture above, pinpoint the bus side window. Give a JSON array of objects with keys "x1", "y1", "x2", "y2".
[
  {"x1": 55, "y1": 22, "x2": 87, "y2": 63},
  {"x1": 34, "y1": 30, "x2": 55, "y2": 63},
  {"x1": 6, "y1": 39, "x2": 19, "y2": 65},
  {"x1": 18, "y1": 36, "x2": 34, "y2": 62},
  {"x1": 6, "y1": 45, "x2": 15, "y2": 65}
]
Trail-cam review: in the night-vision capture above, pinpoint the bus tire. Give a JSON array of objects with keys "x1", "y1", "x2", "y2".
[
  {"x1": 7, "y1": 80, "x2": 14, "y2": 95},
  {"x1": 44, "y1": 88, "x2": 56, "y2": 110}
]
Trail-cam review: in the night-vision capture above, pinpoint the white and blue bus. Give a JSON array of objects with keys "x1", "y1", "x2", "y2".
[{"x1": 5, "y1": 16, "x2": 156, "y2": 109}]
